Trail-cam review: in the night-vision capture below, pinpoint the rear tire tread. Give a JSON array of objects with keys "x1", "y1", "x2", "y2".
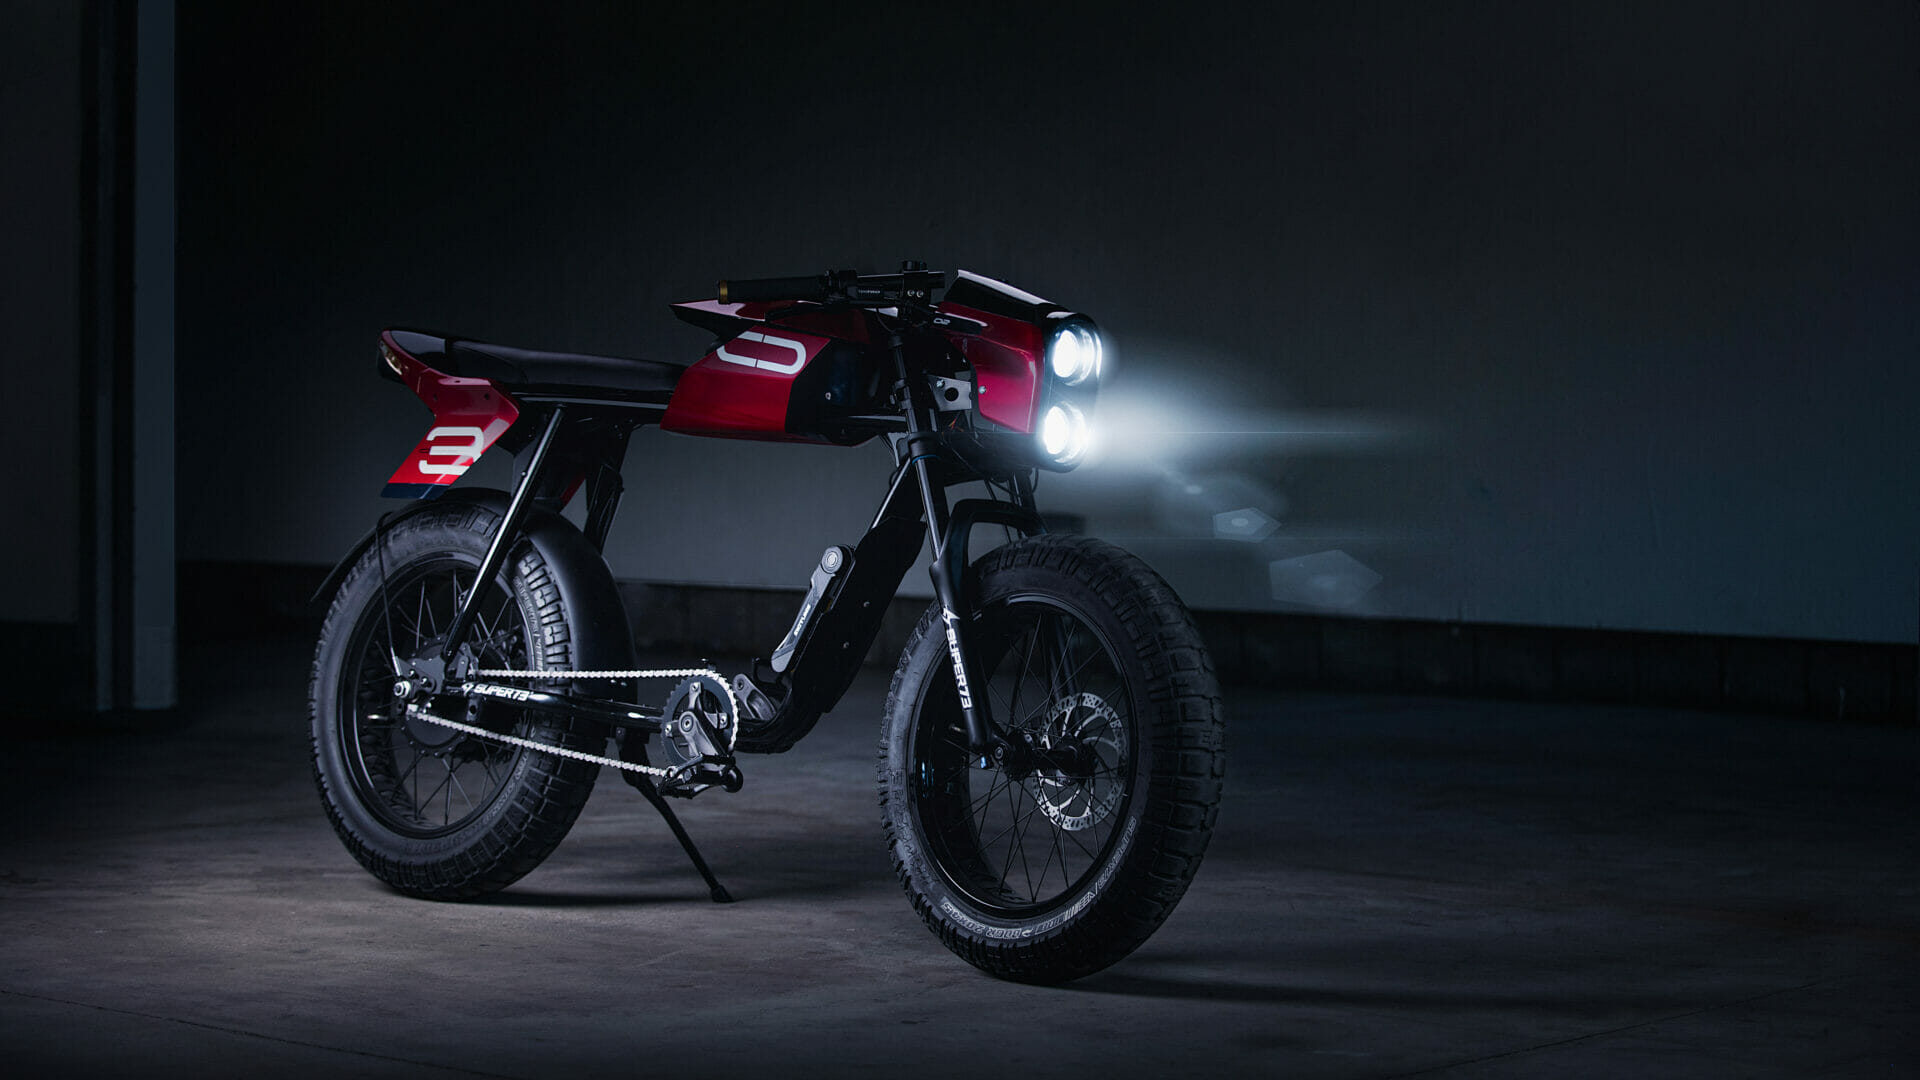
[{"x1": 309, "y1": 503, "x2": 601, "y2": 901}]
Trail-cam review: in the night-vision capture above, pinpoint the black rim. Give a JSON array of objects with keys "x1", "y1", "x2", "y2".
[
  {"x1": 338, "y1": 558, "x2": 528, "y2": 839},
  {"x1": 909, "y1": 593, "x2": 1138, "y2": 918}
]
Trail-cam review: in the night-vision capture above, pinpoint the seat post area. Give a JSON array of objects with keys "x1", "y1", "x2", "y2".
[{"x1": 438, "y1": 406, "x2": 566, "y2": 664}]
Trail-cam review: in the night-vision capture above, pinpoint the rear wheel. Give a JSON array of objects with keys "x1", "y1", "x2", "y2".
[
  {"x1": 309, "y1": 503, "x2": 601, "y2": 900},
  {"x1": 880, "y1": 535, "x2": 1225, "y2": 982}
]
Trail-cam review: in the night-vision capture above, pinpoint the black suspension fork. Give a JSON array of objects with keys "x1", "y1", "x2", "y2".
[
  {"x1": 891, "y1": 331, "x2": 1018, "y2": 758},
  {"x1": 438, "y1": 406, "x2": 565, "y2": 664}
]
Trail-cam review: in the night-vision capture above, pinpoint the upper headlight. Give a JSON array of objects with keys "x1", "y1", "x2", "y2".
[{"x1": 1047, "y1": 322, "x2": 1103, "y2": 385}]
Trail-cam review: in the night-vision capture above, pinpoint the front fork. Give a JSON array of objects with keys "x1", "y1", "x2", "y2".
[{"x1": 893, "y1": 334, "x2": 1041, "y2": 759}]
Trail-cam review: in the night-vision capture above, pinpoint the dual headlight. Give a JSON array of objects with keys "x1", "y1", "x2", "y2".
[
  {"x1": 1037, "y1": 320, "x2": 1103, "y2": 468},
  {"x1": 1047, "y1": 321, "x2": 1102, "y2": 385}
]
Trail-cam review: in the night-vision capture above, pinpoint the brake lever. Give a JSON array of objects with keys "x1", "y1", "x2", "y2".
[
  {"x1": 763, "y1": 288, "x2": 940, "y2": 328},
  {"x1": 798, "y1": 290, "x2": 941, "y2": 326}
]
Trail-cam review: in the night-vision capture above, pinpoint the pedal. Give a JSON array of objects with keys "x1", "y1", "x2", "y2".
[{"x1": 659, "y1": 758, "x2": 745, "y2": 798}]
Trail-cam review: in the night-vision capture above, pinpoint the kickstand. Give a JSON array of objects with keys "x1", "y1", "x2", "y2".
[{"x1": 629, "y1": 773, "x2": 734, "y2": 903}]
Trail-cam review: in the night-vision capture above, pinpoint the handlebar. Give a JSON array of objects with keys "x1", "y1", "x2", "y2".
[
  {"x1": 717, "y1": 266, "x2": 947, "y2": 306},
  {"x1": 718, "y1": 275, "x2": 830, "y2": 303}
]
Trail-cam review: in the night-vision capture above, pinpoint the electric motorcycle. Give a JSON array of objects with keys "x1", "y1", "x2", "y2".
[{"x1": 309, "y1": 264, "x2": 1225, "y2": 983}]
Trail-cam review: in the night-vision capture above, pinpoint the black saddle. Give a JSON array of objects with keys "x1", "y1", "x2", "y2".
[{"x1": 387, "y1": 329, "x2": 685, "y2": 398}]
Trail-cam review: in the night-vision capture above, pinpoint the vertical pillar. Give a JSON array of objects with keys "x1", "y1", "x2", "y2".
[
  {"x1": 81, "y1": 0, "x2": 174, "y2": 717},
  {"x1": 131, "y1": 0, "x2": 175, "y2": 710}
]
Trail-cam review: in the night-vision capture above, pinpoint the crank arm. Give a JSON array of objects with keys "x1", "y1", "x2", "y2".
[
  {"x1": 659, "y1": 759, "x2": 745, "y2": 797},
  {"x1": 458, "y1": 681, "x2": 662, "y2": 728}
]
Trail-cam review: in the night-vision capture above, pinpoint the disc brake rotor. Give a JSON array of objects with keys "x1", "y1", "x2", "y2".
[{"x1": 1030, "y1": 692, "x2": 1126, "y2": 831}]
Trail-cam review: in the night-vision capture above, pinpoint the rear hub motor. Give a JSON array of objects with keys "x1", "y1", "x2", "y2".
[{"x1": 394, "y1": 639, "x2": 484, "y2": 750}]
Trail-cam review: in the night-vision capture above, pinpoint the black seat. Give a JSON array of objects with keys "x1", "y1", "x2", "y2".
[{"x1": 388, "y1": 329, "x2": 686, "y2": 397}]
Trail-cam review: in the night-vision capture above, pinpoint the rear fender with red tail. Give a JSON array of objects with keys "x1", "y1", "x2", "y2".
[{"x1": 378, "y1": 330, "x2": 522, "y2": 499}]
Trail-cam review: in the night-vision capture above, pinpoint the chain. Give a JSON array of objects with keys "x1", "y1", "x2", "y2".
[
  {"x1": 473, "y1": 667, "x2": 720, "y2": 680},
  {"x1": 405, "y1": 705, "x2": 681, "y2": 778},
  {"x1": 405, "y1": 665, "x2": 742, "y2": 782},
  {"x1": 474, "y1": 665, "x2": 742, "y2": 756}
]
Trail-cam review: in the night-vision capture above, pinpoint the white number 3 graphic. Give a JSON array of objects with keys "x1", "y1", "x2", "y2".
[{"x1": 419, "y1": 425, "x2": 486, "y2": 476}]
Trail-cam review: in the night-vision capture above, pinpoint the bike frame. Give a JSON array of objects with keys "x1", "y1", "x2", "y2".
[{"x1": 315, "y1": 318, "x2": 1041, "y2": 760}]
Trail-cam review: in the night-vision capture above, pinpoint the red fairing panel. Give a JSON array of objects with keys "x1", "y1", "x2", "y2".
[
  {"x1": 381, "y1": 330, "x2": 521, "y2": 498},
  {"x1": 660, "y1": 326, "x2": 834, "y2": 441},
  {"x1": 937, "y1": 301, "x2": 1044, "y2": 434}
]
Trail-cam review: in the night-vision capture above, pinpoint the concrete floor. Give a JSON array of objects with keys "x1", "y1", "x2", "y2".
[{"x1": 3, "y1": 634, "x2": 1916, "y2": 1078}]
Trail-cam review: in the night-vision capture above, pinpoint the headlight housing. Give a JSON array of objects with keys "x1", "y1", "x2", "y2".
[
  {"x1": 1036, "y1": 317, "x2": 1103, "y2": 469},
  {"x1": 931, "y1": 270, "x2": 1105, "y2": 473}
]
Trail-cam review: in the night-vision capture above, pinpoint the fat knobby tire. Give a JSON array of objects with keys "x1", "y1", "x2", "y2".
[
  {"x1": 879, "y1": 534, "x2": 1226, "y2": 983},
  {"x1": 309, "y1": 502, "x2": 601, "y2": 900}
]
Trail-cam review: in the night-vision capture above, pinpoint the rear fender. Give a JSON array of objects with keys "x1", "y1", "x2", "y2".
[
  {"x1": 312, "y1": 491, "x2": 636, "y2": 680},
  {"x1": 381, "y1": 330, "x2": 521, "y2": 499}
]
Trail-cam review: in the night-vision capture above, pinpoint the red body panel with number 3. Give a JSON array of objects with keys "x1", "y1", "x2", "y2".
[{"x1": 380, "y1": 329, "x2": 522, "y2": 498}]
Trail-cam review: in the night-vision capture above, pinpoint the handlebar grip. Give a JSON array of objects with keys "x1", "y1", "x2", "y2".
[{"x1": 717, "y1": 275, "x2": 828, "y2": 304}]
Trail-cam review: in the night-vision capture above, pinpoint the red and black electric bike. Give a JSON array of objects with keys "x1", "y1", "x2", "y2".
[{"x1": 309, "y1": 264, "x2": 1225, "y2": 982}]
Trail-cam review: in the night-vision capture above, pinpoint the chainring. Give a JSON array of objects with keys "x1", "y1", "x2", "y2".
[{"x1": 656, "y1": 673, "x2": 738, "y2": 769}]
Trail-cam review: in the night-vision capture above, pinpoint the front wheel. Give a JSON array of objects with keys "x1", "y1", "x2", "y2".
[{"x1": 879, "y1": 535, "x2": 1225, "y2": 982}]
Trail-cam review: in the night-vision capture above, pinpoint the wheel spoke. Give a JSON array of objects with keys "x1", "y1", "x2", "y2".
[
  {"x1": 417, "y1": 761, "x2": 454, "y2": 818},
  {"x1": 1043, "y1": 614, "x2": 1073, "y2": 701},
  {"x1": 969, "y1": 773, "x2": 1006, "y2": 816},
  {"x1": 1063, "y1": 822, "x2": 1101, "y2": 863},
  {"x1": 412, "y1": 585, "x2": 428, "y2": 648},
  {"x1": 396, "y1": 747, "x2": 422, "y2": 789},
  {"x1": 392, "y1": 604, "x2": 420, "y2": 649},
  {"x1": 911, "y1": 593, "x2": 1135, "y2": 915},
  {"x1": 1012, "y1": 781, "x2": 1055, "y2": 901},
  {"x1": 472, "y1": 605, "x2": 496, "y2": 653},
  {"x1": 1054, "y1": 639, "x2": 1108, "y2": 699},
  {"x1": 1032, "y1": 810, "x2": 1062, "y2": 897},
  {"x1": 995, "y1": 773, "x2": 1026, "y2": 887},
  {"x1": 448, "y1": 764, "x2": 474, "y2": 818},
  {"x1": 1006, "y1": 624, "x2": 1039, "y2": 732},
  {"x1": 979, "y1": 774, "x2": 1039, "y2": 850}
]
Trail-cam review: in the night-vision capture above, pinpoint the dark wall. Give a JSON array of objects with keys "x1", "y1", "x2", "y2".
[
  {"x1": 177, "y1": 2, "x2": 1918, "y2": 643},
  {"x1": 1, "y1": 0, "x2": 82, "y2": 624}
]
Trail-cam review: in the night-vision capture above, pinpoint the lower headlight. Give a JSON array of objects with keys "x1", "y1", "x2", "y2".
[{"x1": 1039, "y1": 402, "x2": 1089, "y2": 465}]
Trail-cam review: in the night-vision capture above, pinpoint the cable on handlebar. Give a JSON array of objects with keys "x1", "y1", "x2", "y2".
[{"x1": 715, "y1": 267, "x2": 947, "y2": 307}]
